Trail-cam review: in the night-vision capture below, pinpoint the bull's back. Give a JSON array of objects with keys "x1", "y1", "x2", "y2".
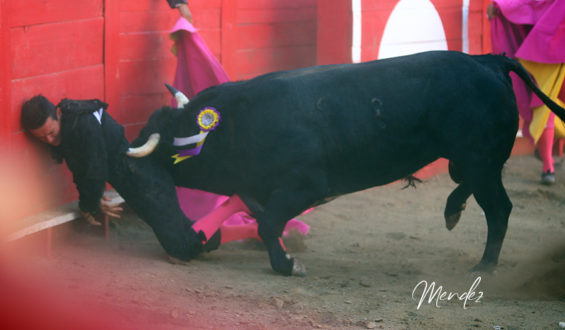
[
  {"x1": 244, "y1": 52, "x2": 516, "y2": 191},
  {"x1": 178, "y1": 51, "x2": 518, "y2": 197}
]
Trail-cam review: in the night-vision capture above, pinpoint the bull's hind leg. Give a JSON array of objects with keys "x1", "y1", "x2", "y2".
[
  {"x1": 470, "y1": 167, "x2": 512, "y2": 272},
  {"x1": 445, "y1": 161, "x2": 472, "y2": 230},
  {"x1": 444, "y1": 183, "x2": 472, "y2": 230}
]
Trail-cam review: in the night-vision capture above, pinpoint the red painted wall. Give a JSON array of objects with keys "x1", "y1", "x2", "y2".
[
  {"x1": 0, "y1": 0, "x2": 319, "y2": 219},
  {"x1": 223, "y1": 0, "x2": 318, "y2": 80},
  {"x1": 1, "y1": 0, "x2": 495, "y2": 220},
  {"x1": 318, "y1": 0, "x2": 489, "y2": 65},
  {"x1": 2, "y1": 0, "x2": 108, "y2": 219}
]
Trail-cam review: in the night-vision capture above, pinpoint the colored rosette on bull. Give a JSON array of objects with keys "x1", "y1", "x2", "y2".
[{"x1": 197, "y1": 107, "x2": 221, "y2": 131}]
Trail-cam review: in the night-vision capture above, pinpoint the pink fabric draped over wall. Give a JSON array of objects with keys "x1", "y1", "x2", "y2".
[
  {"x1": 169, "y1": 19, "x2": 310, "y2": 235},
  {"x1": 490, "y1": 0, "x2": 565, "y2": 133}
]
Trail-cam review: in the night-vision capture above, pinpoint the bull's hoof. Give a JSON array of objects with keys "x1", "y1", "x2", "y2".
[
  {"x1": 445, "y1": 203, "x2": 466, "y2": 230},
  {"x1": 168, "y1": 256, "x2": 191, "y2": 266},
  {"x1": 271, "y1": 253, "x2": 307, "y2": 276},
  {"x1": 445, "y1": 212, "x2": 461, "y2": 230},
  {"x1": 470, "y1": 262, "x2": 496, "y2": 275},
  {"x1": 176, "y1": 228, "x2": 206, "y2": 261},
  {"x1": 202, "y1": 230, "x2": 221, "y2": 253},
  {"x1": 291, "y1": 257, "x2": 307, "y2": 277}
]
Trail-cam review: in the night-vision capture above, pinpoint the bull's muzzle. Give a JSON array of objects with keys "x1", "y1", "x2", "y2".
[{"x1": 126, "y1": 133, "x2": 160, "y2": 158}]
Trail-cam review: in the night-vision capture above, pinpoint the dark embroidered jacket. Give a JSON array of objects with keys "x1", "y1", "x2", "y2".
[{"x1": 51, "y1": 99, "x2": 129, "y2": 215}]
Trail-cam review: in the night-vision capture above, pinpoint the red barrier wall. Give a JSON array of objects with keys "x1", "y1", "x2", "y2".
[
  {"x1": 223, "y1": 0, "x2": 318, "y2": 80},
  {"x1": 0, "y1": 0, "x2": 318, "y2": 218},
  {"x1": 1, "y1": 0, "x2": 494, "y2": 219},
  {"x1": 318, "y1": 0, "x2": 488, "y2": 65}
]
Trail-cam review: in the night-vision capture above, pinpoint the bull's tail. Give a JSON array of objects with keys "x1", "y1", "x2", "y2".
[{"x1": 503, "y1": 56, "x2": 565, "y2": 122}]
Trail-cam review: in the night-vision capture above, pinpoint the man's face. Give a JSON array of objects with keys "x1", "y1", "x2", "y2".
[{"x1": 30, "y1": 109, "x2": 62, "y2": 146}]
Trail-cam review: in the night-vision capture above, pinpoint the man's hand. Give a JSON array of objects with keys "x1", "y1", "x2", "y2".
[
  {"x1": 100, "y1": 195, "x2": 123, "y2": 218},
  {"x1": 81, "y1": 211, "x2": 102, "y2": 226},
  {"x1": 487, "y1": 3, "x2": 498, "y2": 20},
  {"x1": 177, "y1": 4, "x2": 193, "y2": 23}
]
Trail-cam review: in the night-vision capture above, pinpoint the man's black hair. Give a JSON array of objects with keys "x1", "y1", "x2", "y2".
[{"x1": 21, "y1": 95, "x2": 57, "y2": 130}]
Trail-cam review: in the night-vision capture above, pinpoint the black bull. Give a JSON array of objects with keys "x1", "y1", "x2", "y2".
[{"x1": 131, "y1": 51, "x2": 565, "y2": 276}]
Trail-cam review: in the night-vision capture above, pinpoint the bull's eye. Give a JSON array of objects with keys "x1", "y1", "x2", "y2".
[{"x1": 197, "y1": 107, "x2": 221, "y2": 131}]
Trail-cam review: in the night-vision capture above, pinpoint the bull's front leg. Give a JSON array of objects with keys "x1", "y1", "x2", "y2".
[
  {"x1": 258, "y1": 215, "x2": 306, "y2": 277},
  {"x1": 257, "y1": 177, "x2": 325, "y2": 276}
]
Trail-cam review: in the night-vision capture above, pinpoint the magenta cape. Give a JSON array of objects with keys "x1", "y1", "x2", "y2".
[
  {"x1": 492, "y1": 0, "x2": 565, "y2": 64},
  {"x1": 169, "y1": 18, "x2": 310, "y2": 235},
  {"x1": 169, "y1": 19, "x2": 230, "y2": 100},
  {"x1": 490, "y1": 0, "x2": 565, "y2": 127}
]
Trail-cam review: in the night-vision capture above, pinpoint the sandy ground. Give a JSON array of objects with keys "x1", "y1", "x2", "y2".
[{"x1": 4, "y1": 154, "x2": 565, "y2": 329}]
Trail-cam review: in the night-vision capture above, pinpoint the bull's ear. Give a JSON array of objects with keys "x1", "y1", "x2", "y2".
[{"x1": 165, "y1": 83, "x2": 189, "y2": 108}]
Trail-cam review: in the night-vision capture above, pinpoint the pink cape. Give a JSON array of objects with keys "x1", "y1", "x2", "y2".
[
  {"x1": 169, "y1": 18, "x2": 310, "y2": 236},
  {"x1": 490, "y1": 0, "x2": 565, "y2": 139}
]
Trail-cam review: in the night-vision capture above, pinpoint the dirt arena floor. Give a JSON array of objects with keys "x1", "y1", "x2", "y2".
[{"x1": 4, "y1": 154, "x2": 565, "y2": 329}]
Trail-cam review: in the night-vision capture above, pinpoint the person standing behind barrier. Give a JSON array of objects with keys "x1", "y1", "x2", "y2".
[
  {"x1": 166, "y1": 0, "x2": 193, "y2": 23},
  {"x1": 488, "y1": 0, "x2": 565, "y2": 185}
]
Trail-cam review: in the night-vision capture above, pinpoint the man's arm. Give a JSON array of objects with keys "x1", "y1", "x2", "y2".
[
  {"x1": 166, "y1": 0, "x2": 193, "y2": 23},
  {"x1": 67, "y1": 113, "x2": 108, "y2": 218}
]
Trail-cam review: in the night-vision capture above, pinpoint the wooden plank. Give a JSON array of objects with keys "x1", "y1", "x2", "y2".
[
  {"x1": 186, "y1": 0, "x2": 222, "y2": 8},
  {"x1": 10, "y1": 18, "x2": 104, "y2": 79},
  {"x1": 119, "y1": 93, "x2": 170, "y2": 125},
  {"x1": 119, "y1": 26, "x2": 221, "y2": 62},
  {"x1": 233, "y1": 45, "x2": 316, "y2": 79},
  {"x1": 7, "y1": 203, "x2": 81, "y2": 242},
  {"x1": 119, "y1": 32, "x2": 175, "y2": 61},
  {"x1": 430, "y1": 0, "x2": 462, "y2": 9},
  {"x1": 7, "y1": 0, "x2": 103, "y2": 28},
  {"x1": 6, "y1": 191, "x2": 124, "y2": 242},
  {"x1": 363, "y1": 0, "x2": 403, "y2": 10},
  {"x1": 118, "y1": 59, "x2": 176, "y2": 96},
  {"x1": 237, "y1": 0, "x2": 316, "y2": 9},
  {"x1": 119, "y1": 0, "x2": 221, "y2": 11},
  {"x1": 119, "y1": 10, "x2": 178, "y2": 34},
  {"x1": 359, "y1": 7, "x2": 394, "y2": 61},
  {"x1": 45, "y1": 163, "x2": 78, "y2": 206},
  {"x1": 197, "y1": 30, "x2": 222, "y2": 57},
  {"x1": 221, "y1": 0, "x2": 238, "y2": 77},
  {"x1": 123, "y1": 123, "x2": 146, "y2": 142},
  {"x1": 10, "y1": 66, "x2": 105, "y2": 134},
  {"x1": 0, "y1": 146, "x2": 78, "y2": 223},
  {"x1": 119, "y1": 0, "x2": 172, "y2": 11},
  {"x1": 120, "y1": 0, "x2": 221, "y2": 32},
  {"x1": 0, "y1": 0, "x2": 11, "y2": 144},
  {"x1": 237, "y1": 7, "x2": 316, "y2": 24},
  {"x1": 316, "y1": 0, "x2": 352, "y2": 65},
  {"x1": 105, "y1": 0, "x2": 121, "y2": 122},
  {"x1": 46, "y1": 228, "x2": 52, "y2": 259},
  {"x1": 468, "y1": 0, "x2": 485, "y2": 54},
  {"x1": 432, "y1": 5, "x2": 463, "y2": 51},
  {"x1": 237, "y1": 21, "x2": 316, "y2": 49},
  {"x1": 481, "y1": 0, "x2": 492, "y2": 54},
  {"x1": 191, "y1": 8, "x2": 222, "y2": 29}
]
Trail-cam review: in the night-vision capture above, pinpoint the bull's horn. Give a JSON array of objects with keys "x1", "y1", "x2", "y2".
[
  {"x1": 165, "y1": 83, "x2": 189, "y2": 108},
  {"x1": 126, "y1": 133, "x2": 160, "y2": 157}
]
